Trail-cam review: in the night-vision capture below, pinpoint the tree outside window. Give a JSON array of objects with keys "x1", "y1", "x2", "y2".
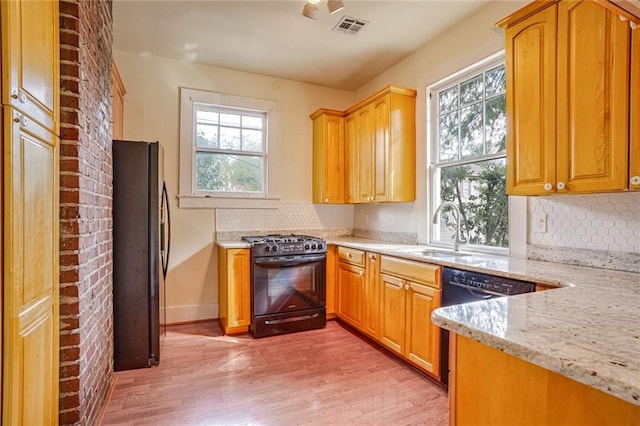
[{"x1": 430, "y1": 58, "x2": 508, "y2": 249}]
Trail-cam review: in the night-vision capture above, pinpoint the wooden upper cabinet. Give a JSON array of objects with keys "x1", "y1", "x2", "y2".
[
  {"x1": 112, "y1": 62, "x2": 127, "y2": 140},
  {"x1": 1, "y1": 0, "x2": 59, "y2": 133},
  {"x1": 311, "y1": 85, "x2": 416, "y2": 204},
  {"x1": 630, "y1": 29, "x2": 640, "y2": 190},
  {"x1": 500, "y1": 0, "x2": 633, "y2": 195},
  {"x1": 557, "y1": 0, "x2": 630, "y2": 193},
  {"x1": 345, "y1": 112, "x2": 359, "y2": 202},
  {"x1": 311, "y1": 109, "x2": 345, "y2": 203},
  {"x1": 504, "y1": 4, "x2": 557, "y2": 195}
]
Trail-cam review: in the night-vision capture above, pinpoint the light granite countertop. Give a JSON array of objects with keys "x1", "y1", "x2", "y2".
[{"x1": 216, "y1": 236, "x2": 639, "y2": 405}]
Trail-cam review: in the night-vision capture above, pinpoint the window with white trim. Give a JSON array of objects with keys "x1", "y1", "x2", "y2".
[
  {"x1": 179, "y1": 88, "x2": 279, "y2": 208},
  {"x1": 428, "y1": 54, "x2": 508, "y2": 250}
]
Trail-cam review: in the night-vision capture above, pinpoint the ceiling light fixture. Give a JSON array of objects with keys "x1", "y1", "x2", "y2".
[
  {"x1": 302, "y1": 0, "x2": 345, "y2": 19},
  {"x1": 302, "y1": 2, "x2": 320, "y2": 19},
  {"x1": 327, "y1": 0, "x2": 345, "y2": 14}
]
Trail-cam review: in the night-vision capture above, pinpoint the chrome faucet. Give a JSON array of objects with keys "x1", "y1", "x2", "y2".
[{"x1": 432, "y1": 201, "x2": 468, "y2": 252}]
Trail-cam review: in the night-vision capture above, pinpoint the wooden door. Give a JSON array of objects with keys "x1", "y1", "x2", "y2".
[
  {"x1": 372, "y1": 96, "x2": 389, "y2": 202},
  {"x1": 3, "y1": 109, "x2": 60, "y2": 425},
  {"x1": 557, "y1": 0, "x2": 630, "y2": 193},
  {"x1": 344, "y1": 112, "x2": 359, "y2": 203},
  {"x1": 111, "y1": 62, "x2": 126, "y2": 140},
  {"x1": 379, "y1": 274, "x2": 405, "y2": 355},
  {"x1": 362, "y1": 253, "x2": 380, "y2": 339},
  {"x1": 356, "y1": 104, "x2": 374, "y2": 202},
  {"x1": 505, "y1": 3, "x2": 557, "y2": 195},
  {"x1": 1, "y1": 0, "x2": 59, "y2": 133},
  {"x1": 404, "y1": 281, "x2": 441, "y2": 376},
  {"x1": 2, "y1": 0, "x2": 60, "y2": 423},
  {"x1": 337, "y1": 262, "x2": 364, "y2": 329},
  {"x1": 630, "y1": 29, "x2": 640, "y2": 190},
  {"x1": 228, "y1": 249, "x2": 251, "y2": 328},
  {"x1": 322, "y1": 114, "x2": 345, "y2": 203}
]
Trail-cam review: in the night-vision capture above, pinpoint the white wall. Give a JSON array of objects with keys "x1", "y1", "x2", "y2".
[
  {"x1": 352, "y1": 0, "x2": 527, "y2": 245},
  {"x1": 114, "y1": 51, "x2": 354, "y2": 322}
]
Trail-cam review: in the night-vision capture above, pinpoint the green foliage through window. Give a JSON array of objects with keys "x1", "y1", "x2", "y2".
[{"x1": 432, "y1": 60, "x2": 508, "y2": 249}]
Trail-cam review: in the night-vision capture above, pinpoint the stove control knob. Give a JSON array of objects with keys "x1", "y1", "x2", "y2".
[
  {"x1": 305, "y1": 244, "x2": 310, "y2": 250},
  {"x1": 265, "y1": 245, "x2": 272, "y2": 252},
  {"x1": 271, "y1": 245, "x2": 278, "y2": 252},
  {"x1": 317, "y1": 243, "x2": 323, "y2": 250},
  {"x1": 311, "y1": 244, "x2": 317, "y2": 250}
]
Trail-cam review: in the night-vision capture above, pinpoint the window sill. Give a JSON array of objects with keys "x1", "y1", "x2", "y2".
[{"x1": 177, "y1": 195, "x2": 280, "y2": 209}]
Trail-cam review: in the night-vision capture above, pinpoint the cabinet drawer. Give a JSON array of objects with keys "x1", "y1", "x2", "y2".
[
  {"x1": 380, "y1": 256, "x2": 440, "y2": 288},
  {"x1": 338, "y1": 246, "x2": 365, "y2": 267}
]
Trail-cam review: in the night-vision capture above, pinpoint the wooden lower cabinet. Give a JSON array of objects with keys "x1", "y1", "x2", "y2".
[
  {"x1": 379, "y1": 274, "x2": 441, "y2": 377},
  {"x1": 325, "y1": 245, "x2": 337, "y2": 318},
  {"x1": 451, "y1": 334, "x2": 640, "y2": 426},
  {"x1": 217, "y1": 247, "x2": 251, "y2": 334},
  {"x1": 334, "y1": 245, "x2": 443, "y2": 380},
  {"x1": 337, "y1": 261, "x2": 365, "y2": 329}
]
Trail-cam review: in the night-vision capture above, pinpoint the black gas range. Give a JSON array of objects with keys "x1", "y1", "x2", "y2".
[
  {"x1": 241, "y1": 234, "x2": 327, "y2": 338},
  {"x1": 241, "y1": 234, "x2": 327, "y2": 257}
]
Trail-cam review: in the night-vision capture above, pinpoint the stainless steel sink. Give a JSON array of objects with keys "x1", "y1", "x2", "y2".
[
  {"x1": 419, "y1": 249, "x2": 474, "y2": 257},
  {"x1": 399, "y1": 247, "x2": 474, "y2": 257}
]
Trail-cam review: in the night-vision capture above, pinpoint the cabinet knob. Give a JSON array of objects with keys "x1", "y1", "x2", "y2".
[
  {"x1": 324, "y1": 198, "x2": 329, "y2": 202},
  {"x1": 11, "y1": 89, "x2": 27, "y2": 103},
  {"x1": 13, "y1": 114, "x2": 28, "y2": 128},
  {"x1": 404, "y1": 284, "x2": 409, "y2": 290},
  {"x1": 543, "y1": 183, "x2": 553, "y2": 191},
  {"x1": 369, "y1": 254, "x2": 376, "y2": 260},
  {"x1": 557, "y1": 182, "x2": 566, "y2": 190},
  {"x1": 631, "y1": 176, "x2": 640, "y2": 186},
  {"x1": 359, "y1": 271, "x2": 364, "y2": 277},
  {"x1": 347, "y1": 252, "x2": 352, "y2": 258}
]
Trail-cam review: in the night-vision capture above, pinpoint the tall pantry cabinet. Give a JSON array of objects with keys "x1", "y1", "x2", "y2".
[
  {"x1": 1, "y1": 0, "x2": 61, "y2": 424},
  {"x1": 500, "y1": 0, "x2": 635, "y2": 195}
]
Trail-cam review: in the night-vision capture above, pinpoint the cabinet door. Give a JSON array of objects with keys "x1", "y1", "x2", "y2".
[
  {"x1": 112, "y1": 62, "x2": 126, "y2": 140},
  {"x1": 630, "y1": 29, "x2": 640, "y2": 190},
  {"x1": 218, "y1": 248, "x2": 250, "y2": 331},
  {"x1": 312, "y1": 113, "x2": 345, "y2": 203},
  {"x1": 345, "y1": 112, "x2": 359, "y2": 203},
  {"x1": 3, "y1": 109, "x2": 60, "y2": 425},
  {"x1": 388, "y1": 92, "x2": 416, "y2": 202},
  {"x1": 357, "y1": 105, "x2": 374, "y2": 202},
  {"x1": 372, "y1": 96, "x2": 389, "y2": 202},
  {"x1": 379, "y1": 274, "x2": 406, "y2": 355},
  {"x1": 337, "y1": 262, "x2": 365, "y2": 329},
  {"x1": 325, "y1": 245, "x2": 337, "y2": 317},
  {"x1": 405, "y1": 281, "x2": 441, "y2": 376},
  {"x1": 557, "y1": 0, "x2": 630, "y2": 193},
  {"x1": 1, "y1": 0, "x2": 59, "y2": 133},
  {"x1": 363, "y1": 253, "x2": 380, "y2": 339},
  {"x1": 505, "y1": 4, "x2": 557, "y2": 195}
]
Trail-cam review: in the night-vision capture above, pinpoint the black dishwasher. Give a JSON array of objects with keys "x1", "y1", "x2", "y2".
[{"x1": 439, "y1": 267, "x2": 536, "y2": 385}]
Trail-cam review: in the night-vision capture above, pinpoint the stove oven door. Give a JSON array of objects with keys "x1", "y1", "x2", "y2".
[{"x1": 252, "y1": 254, "x2": 326, "y2": 317}]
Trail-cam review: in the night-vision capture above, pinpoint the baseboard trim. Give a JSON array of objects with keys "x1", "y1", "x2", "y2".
[
  {"x1": 96, "y1": 375, "x2": 118, "y2": 426},
  {"x1": 161, "y1": 303, "x2": 218, "y2": 325}
]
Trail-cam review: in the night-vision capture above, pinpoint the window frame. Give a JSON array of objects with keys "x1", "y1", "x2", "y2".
[
  {"x1": 178, "y1": 88, "x2": 279, "y2": 209},
  {"x1": 427, "y1": 52, "x2": 509, "y2": 253}
]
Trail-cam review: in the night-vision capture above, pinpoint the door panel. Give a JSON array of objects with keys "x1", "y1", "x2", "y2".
[
  {"x1": 1, "y1": 0, "x2": 58, "y2": 132},
  {"x1": 379, "y1": 274, "x2": 405, "y2": 355},
  {"x1": 337, "y1": 262, "x2": 364, "y2": 328},
  {"x1": 405, "y1": 282, "x2": 441, "y2": 376},
  {"x1": 630, "y1": 29, "x2": 639, "y2": 190},
  {"x1": 363, "y1": 253, "x2": 380, "y2": 339},
  {"x1": 3, "y1": 108, "x2": 59, "y2": 425},
  {"x1": 505, "y1": 4, "x2": 557, "y2": 195},
  {"x1": 345, "y1": 113, "x2": 358, "y2": 202},
  {"x1": 373, "y1": 97, "x2": 389, "y2": 202},
  {"x1": 357, "y1": 106, "x2": 373, "y2": 202},
  {"x1": 557, "y1": 0, "x2": 630, "y2": 192},
  {"x1": 324, "y1": 115, "x2": 345, "y2": 203}
]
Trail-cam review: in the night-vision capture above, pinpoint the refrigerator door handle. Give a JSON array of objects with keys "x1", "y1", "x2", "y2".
[{"x1": 161, "y1": 182, "x2": 171, "y2": 280}]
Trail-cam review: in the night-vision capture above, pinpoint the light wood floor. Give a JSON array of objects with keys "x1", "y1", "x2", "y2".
[{"x1": 101, "y1": 321, "x2": 448, "y2": 425}]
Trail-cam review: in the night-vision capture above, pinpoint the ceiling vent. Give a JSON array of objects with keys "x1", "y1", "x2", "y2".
[{"x1": 332, "y1": 16, "x2": 369, "y2": 35}]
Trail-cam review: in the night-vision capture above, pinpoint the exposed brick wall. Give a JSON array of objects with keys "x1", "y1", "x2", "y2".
[{"x1": 59, "y1": 1, "x2": 114, "y2": 424}]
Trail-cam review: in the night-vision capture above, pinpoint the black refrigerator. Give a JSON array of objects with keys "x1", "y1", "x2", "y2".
[{"x1": 112, "y1": 140, "x2": 171, "y2": 371}]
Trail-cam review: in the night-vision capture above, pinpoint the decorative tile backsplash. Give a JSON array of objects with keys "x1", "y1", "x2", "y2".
[
  {"x1": 528, "y1": 192, "x2": 640, "y2": 253},
  {"x1": 215, "y1": 203, "x2": 354, "y2": 239}
]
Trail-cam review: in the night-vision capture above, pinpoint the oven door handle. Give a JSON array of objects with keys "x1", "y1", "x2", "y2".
[{"x1": 254, "y1": 254, "x2": 326, "y2": 267}]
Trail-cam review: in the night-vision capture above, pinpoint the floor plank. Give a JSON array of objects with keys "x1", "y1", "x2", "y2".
[{"x1": 101, "y1": 321, "x2": 448, "y2": 425}]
